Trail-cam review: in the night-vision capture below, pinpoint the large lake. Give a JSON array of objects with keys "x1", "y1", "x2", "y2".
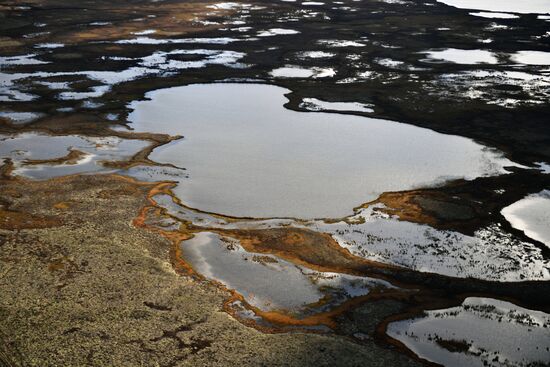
[{"x1": 128, "y1": 83, "x2": 518, "y2": 219}]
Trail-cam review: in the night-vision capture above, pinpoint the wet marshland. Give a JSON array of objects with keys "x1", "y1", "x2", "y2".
[{"x1": 1, "y1": 0, "x2": 550, "y2": 366}]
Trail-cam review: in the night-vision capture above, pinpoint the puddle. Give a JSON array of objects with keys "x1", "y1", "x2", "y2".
[
  {"x1": 0, "y1": 50, "x2": 246, "y2": 102},
  {"x1": 436, "y1": 0, "x2": 550, "y2": 14},
  {"x1": 511, "y1": 51, "x2": 550, "y2": 65},
  {"x1": 297, "y1": 51, "x2": 336, "y2": 58},
  {"x1": 431, "y1": 70, "x2": 550, "y2": 107},
  {"x1": 269, "y1": 66, "x2": 335, "y2": 78},
  {"x1": 317, "y1": 39, "x2": 366, "y2": 47},
  {"x1": 257, "y1": 28, "x2": 300, "y2": 36},
  {"x1": 208, "y1": 2, "x2": 253, "y2": 10},
  {"x1": 300, "y1": 98, "x2": 374, "y2": 113},
  {"x1": 269, "y1": 67, "x2": 316, "y2": 78},
  {"x1": 501, "y1": 190, "x2": 550, "y2": 248},
  {"x1": 535, "y1": 162, "x2": 550, "y2": 174},
  {"x1": 469, "y1": 12, "x2": 519, "y2": 19},
  {"x1": 421, "y1": 49, "x2": 499, "y2": 64},
  {"x1": 59, "y1": 85, "x2": 111, "y2": 101},
  {"x1": 120, "y1": 165, "x2": 187, "y2": 183},
  {"x1": 0, "y1": 133, "x2": 149, "y2": 179},
  {"x1": 153, "y1": 196, "x2": 549, "y2": 281},
  {"x1": 132, "y1": 29, "x2": 157, "y2": 36},
  {"x1": 485, "y1": 23, "x2": 509, "y2": 31},
  {"x1": 114, "y1": 37, "x2": 239, "y2": 45},
  {"x1": 34, "y1": 43, "x2": 65, "y2": 49},
  {"x1": 0, "y1": 54, "x2": 49, "y2": 67},
  {"x1": 128, "y1": 83, "x2": 519, "y2": 219},
  {"x1": 139, "y1": 49, "x2": 247, "y2": 71},
  {"x1": 308, "y1": 206, "x2": 549, "y2": 281},
  {"x1": 0, "y1": 111, "x2": 42, "y2": 124},
  {"x1": 387, "y1": 297, "x2": 550, "y2": 367},
  {"x1": 181, "y1": 232, "x2": 323, "y2": 311},
  {"x1": 153, "y1": 194, "x2": 229, "y2": 227},
  {"x1": 180, "y1": 231, "x2": 394, "y2": 313}
]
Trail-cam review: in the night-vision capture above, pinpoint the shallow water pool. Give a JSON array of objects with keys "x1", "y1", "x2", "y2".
[{"x1": 128, "y1": 83, "x2": 519, "y2": 219}]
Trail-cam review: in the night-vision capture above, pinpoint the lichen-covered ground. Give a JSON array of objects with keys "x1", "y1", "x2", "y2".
[{"x1": 0, "y1": 174, "x2": 422, "y2": 366}]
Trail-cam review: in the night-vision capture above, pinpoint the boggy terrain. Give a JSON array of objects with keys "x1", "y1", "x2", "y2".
[
  {"x1": 1, "y1": 0, "x2": 550, "y2": 366},
  {"x1": 0, "y1": 174, "x2": 424, "y2": 366}
]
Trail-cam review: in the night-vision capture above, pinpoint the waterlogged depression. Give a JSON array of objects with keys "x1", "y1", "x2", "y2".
[
  {"x1": 501, "y1": 190, "x2": 550, "y2": 249},
  {"x1": 181, "y1": 231, "x2": 394, "y2": 314},
  {"x1": 124, "y1": 81, "x2": 550, "y2": 312},
  {"x1": 387, "y1": 297, "x2": 550, "y2": 367},
  {"x1": 0, "y1": 0, "x2": 549, "y2": 365},
  {"x1": 0, "y1": 133, "x2": 149, "y2": 179},
  {"x1": 154, "y1": 194, "x2": 550, "y2": 282},
  {"x1": 436, "y1": 0, "x2": 550, "y2": 14},
  {"x1": 128, "y1": 83, "x2": 520, "y2": 219}
]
